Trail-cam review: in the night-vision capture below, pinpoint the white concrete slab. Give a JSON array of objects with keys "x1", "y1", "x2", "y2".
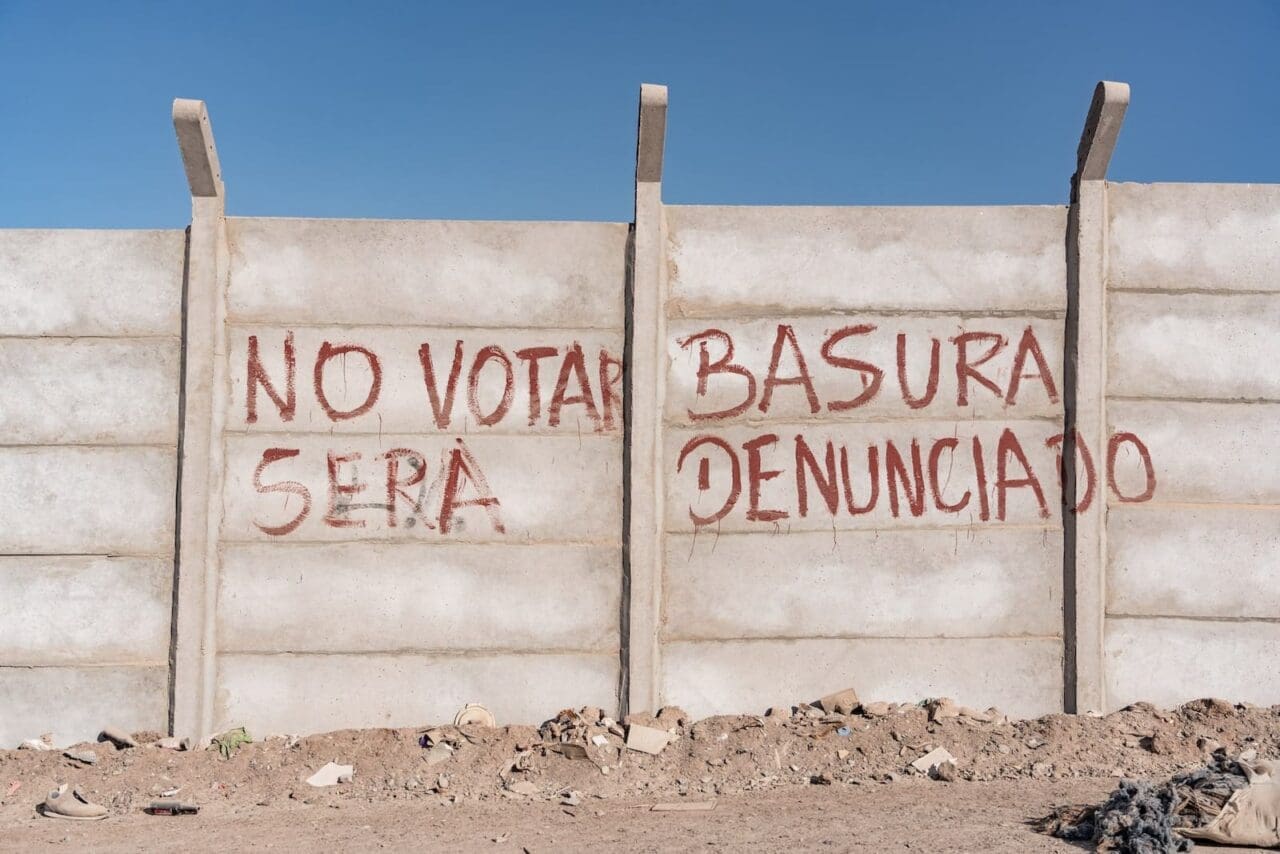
[
  {"x1": 218, "y1": 542, "x2": 619, "y2": 653},
  {"x1": 216, "y1": 652, "x2": 618, "y2": 734},
  {"x1": 667, "y1": 316, "x2": 1064, "y2": 424},
  {"x1": 226, "y1": 326, "x2": 623, "y2": 435},
  {"x1": 0, "y1": 447, "x2": 176, "y2": 554},
  {"x1": 1108, "y1": 292, "x2": 1280, "y2": 401},
  {"x1": 221, "y1": 433, "x2": 621, "y2": 543},
  {"x1": 1108, "y1": 505, "x2": 1280, "y2": 619},
  {"x1": 0, "y1": 339, "x2": 179, "y2": 444},
  {"x1": 1108, "y1": 183, "x2": 1280, "y2": 293},
  {"x1": 664, "y1": 420, "x2": 1064, "y2": 532},
  {"x1": 225, "y1": 218, "x2": 627, "y2": 328},
  {"x1": 1106, "y1": 617, "x2": 1280, "y2": 711},
  {"x1": 0, "y1": 665, "x2": 168, "y2": 748},
  {"x1": 0, "y1": 230, "x2": 184, "y2": 336},
  {"x1": 664, "y1": 528, "x2": 1062, "y2": 640},
  {"x1": 666, "y1": 205, "x2": 1067, "y2": 316},
  {"x1": 661, "y1": 637, "x2": 1062, "y2": 719},
  {"x1": 0, "y1": 556, "x2": 171, "y2": 664},
  {"x1": 1107, "y1": 401, "x2": 1280, "y2": 504}
]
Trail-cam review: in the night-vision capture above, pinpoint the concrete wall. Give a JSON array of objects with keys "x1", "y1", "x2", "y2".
[
  {"x1": 1102, "y1": 183, "x2": 1280, "y2": 710},
  {"x1": 0, "y1": 230, "x2": 184, "y2": 746},
  {"x1": 656, "y1": 205, "x2": 1068, "y2": 719},
  {"x1": 202, "y1": 217, "x2": 627, "y2": 735}
]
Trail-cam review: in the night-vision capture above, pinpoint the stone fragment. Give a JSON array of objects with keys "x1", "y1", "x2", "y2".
[
  {"x1": 818, "y1": 689, "x2": 860, "y2": 716},
  {"x1": 862, "y1": 702, "x2": 892, "y2": 718},
  {"x1": 507, "y1": 781, "x2": 539, "y2": 796},
  {"x1": 934, "y1": 761, "x2": 957, "y2": 782},
  {"x1": 63, "y1": 750, "x2": 97, "y2": 765},
  {"x1": 910, "y1": 746, "x2": 957, "y2": 776},
  {"x1": 99, "y1": 726, "x2": 137, "y2": 749},
  {"x1": 625, "y1": 724, "x2": 670, "y2": 755},
  {"x1": 306, "y1": 762, "x2": 354, "y2": 787}
]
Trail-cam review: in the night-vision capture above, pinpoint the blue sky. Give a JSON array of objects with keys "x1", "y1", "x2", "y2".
[{"x1": 1, "y1": 1, "x2": 1276, "y2": 227}]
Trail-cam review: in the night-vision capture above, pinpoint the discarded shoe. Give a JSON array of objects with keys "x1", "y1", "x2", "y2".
[{"x1": 41, "y1": 784, "x2": 107, "y2": 821}]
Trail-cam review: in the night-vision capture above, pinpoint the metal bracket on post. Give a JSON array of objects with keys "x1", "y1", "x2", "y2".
[
  {"x1": 170, "y1": 98, "x2": 228, "y2": 740},
  {"x1": 623, "y1": 83, "x2": 668, "y2": 718},
  {"x1": 1064, "y1": 80, "x2": 1129, "y2": 715}
]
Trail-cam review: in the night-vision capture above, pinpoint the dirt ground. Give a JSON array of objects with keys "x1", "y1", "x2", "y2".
[{"x1": 2, "y1": 697, "x2": 1276, "y2": 851}]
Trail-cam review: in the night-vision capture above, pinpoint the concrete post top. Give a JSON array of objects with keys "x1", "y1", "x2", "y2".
[
  {"x1": 636, "y1": 84, "x2": 668, "y2": 185},
  {"x1": 1076, "y1": 81, "x2": 1130, "y2": 183},
  {"x1": 173, "y1": 98, "x2": 224, "y2": 200}
]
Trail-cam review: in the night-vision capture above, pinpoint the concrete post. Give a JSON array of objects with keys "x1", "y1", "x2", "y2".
[
  {"x1": 1065, "y1": 81, "x2": 1129, "y2": 714},
  {"x1": 624, "y1": 83, "x2": 668, "y2": 716},
  {"x1": 170, "y1": 98, "x2": 229, "y2": 738}
]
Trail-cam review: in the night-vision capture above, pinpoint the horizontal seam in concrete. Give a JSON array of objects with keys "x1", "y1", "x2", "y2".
[
  {"x1": 1106, "y1": 500, "x2": 1280, "y2": 512},
  {"x1": 1108, "y1": 286, "x2": 1280, "y2": 297},
  {"x1": 224, "y1": 319, "x2": 626, "y2": 332},
  {"x1": 665, "y1": 308, "x2": 1069, "y2": 320},
  {"x1": 0, "y1": 334, "x2": 181, "y2": 342},
  {"x1": 1107, "y1": 395, "x2": 1280, "y2": 405},
  {"x1": 1106, "y1": 614, "x2": 1280, "y2": 625},
  {"x1": 663, "y1": 413, "x2": 1065, "y2": 428},
  {"x1": 0, "y1": 661, "x2": 168, "y2": 670},
  {"x1": 216, "y1": 649, "x2": 620, "y2": 659},
  {"x1": 0, "y1": 443, "x2": 178, "y2": 450},
  {"x1": 665, "y1": 524, "x2": 1063, "y2": 536},
  {"x1": 0, "y1": 552, "x2": 175, "y2": 559},
  {"x1": 662, "y1": 634, "x2": 1063, "y2": 644},
  {"x1": 217, "y1": 537, "x2": 623, "y2": 547}
]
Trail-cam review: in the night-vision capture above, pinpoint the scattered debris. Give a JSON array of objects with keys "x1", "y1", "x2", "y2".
[
  {"x1": 306, "y1": 762, "x2": 355, "y2": 787},
  {"x1": 159, "y1": 788, "x2": 182, "y2": 798},
  {"x1": 506, "y1": 780, "x2": 539, "y2": 797},
  {"x1": 64, "y1": 750, "x2": 97, "y2": 765},
  {"x1": 18, "y1": 735, "x2": 55, "y2": 751},
  {"x1": 560, "y1": 790, "x2": 582, "y2": 807},
  {"x1": 555, "y1": 743, "x2": 590, "y2": 761},
  {"x1": 591, "y1": 734, "x2": 609, "y2": 747},
  {"x1": 146, "y1": 800, "x2": 199, "y2": 816},
  {"x1": 41, "y1": 784, "x2": 108, "y2": 821},
  {"x1": 211, "y1": 727, "x2": 252, "y2": 759},
  {"x1": 652, "y1": 800, "x2": 717, "y2": 812},
  {"x1": 424, "y1": 745, "x2": 454, "y2": 766},
  {"x1": 818, "y1": 688, "x2": 860, "y2": 716},
  {"x1": 153, "y1": 737, "x2": 182, "y2": 751},
  {"x1": 99, "y1": 726, "x2": 138, "y2": 749},
  {"x1": 861, "y1": 702, "x2": 892, "y2": 718},
  {"x1": 911, "y1": 747, "x2": 957, "y2": 777},
  {"x1": 935, "y1": 761, "x2": 958, "y2": 782},
  {"x1": 625, "y1": 724, "x2": 670, "y2": 756},
  {"x1": 454, "y1": 703, "x2": 496, "y2": 728},
  {"x1": 179, "y1": 735, "x2": 210, "y2": 752}
]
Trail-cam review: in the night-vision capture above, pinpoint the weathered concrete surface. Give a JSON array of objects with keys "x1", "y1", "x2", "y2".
[
  {"x1": 0, "y1": 230, "x2": 184, "y2": 336},
  {"x1": 218, "y1": 543, "x2": 619, "y2": 652},
  {"x1": 1106, "y1": 617, "x2": 1280, "y2": 711},
  {"x1": 666, "y1": 206, "x2": 1067, "y2": 316},
  {"x1": 1107, "y1": 401, "x2": 1280, "y2": 504},
  {"x1": 664, "y1": 420, "x2": 1064, "y2": 532},
  {"x1": 1108, "y1": 506, "x2": 1280, "y2": 619},
  {"x1": 1108, "y1": 292, "x2": 1280, "y2": 401},
  {"x1": 215, "y1": 653, "x2": 618, "y2": 735},
  {"x1": 666, "y1": 316, "x2": 1064, "y2": 424},
  {"x1": 1108, "y1": 183, "x2": 1280, "y2": 293},
  {"x1": 226, "y1": 326, "x2": 623, "y2": 435},
  {"x1": 0, "y1": 557, "x2": 172, "y2": 664},
  {"x1": 0, "y1": 665, "x2": 168, "y2": 748},
  {"x1": 663, "y1": 529, "x2": 1062, "y2": 640},
  {"x1": 662, "y1": 637, "x2": 1062, "y2": 720},
  {"x1": 0, "y1": 339, "x2": 179, "y2": 444},
  {"x1": 0, "y1": 447, "x2": 175, "y2": 554},
  {"x1": 220, "y1": 433, "x2": 621, "y2": 543},
  {"x1": 225, "y1": 218, "x2": 628, "y2": 328}
]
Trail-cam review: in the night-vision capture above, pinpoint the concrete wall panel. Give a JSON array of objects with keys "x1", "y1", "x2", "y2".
[
  {"x1": 218, "y1": 542, "x2": 619, "y2": 653},
  {"x1": 662, "y1": 637, "x2": 1062, "y2": 720},
  {"x1": 666, "y1": 205, "x2": 1067, "y2": 316},
  {"x1": 0, "y1": 665, "x2": 168, "y2": 747},
  {"x1": 227, "y1": 326, "x2": 623, "y2": 435},
  {"x1": 1108, "y1": 506, "x2": 1280, "y2": 619},
  {"x1": 664, "y1": 528, "x2": 1062, "y2": 640},
  {"x1": 216, "y1": 653, "x2": 618, "y2": 735},
  {"x1": 1106, "y1": 618, "x2": 1280, "y2": 711},
  {"x1": 0, "y1": 230, "x2": 184, "y2": 336},
  {"x1": 667, "y1": 316, "x2": 1064, "y2": 424},
  {"x1": 0, "y1": 557, "x2": 171, "y2": 664},
  {"x1": 1108, "y1": 183, "x2": 1280, "y2": 293},
  {"x1": 0, "y1": 447, "x2": 175, "y2": 554},
  {"x1": 225, "y1": 218, "x2": 627, "y2": 328},
  {"x1": 0, "y1": 339, "x2": 180, "y2": 445},
  {"x1": 221, "y1": 434, "x2": 620, "y2": 543},
  {"x1": 1108, "y1": 292, "x2": 1280, "y2": 401},
  {"x1": 664, "y1": 420, "x2": 1063, "y2": 533},
  {"x1": 1107, "y1": 401, "x2": 1280, "y2": 504}
]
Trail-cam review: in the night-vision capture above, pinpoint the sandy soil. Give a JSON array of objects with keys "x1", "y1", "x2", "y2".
[{"x1": 1, "y1": 697, "x2": 1275, "y2": 851}]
